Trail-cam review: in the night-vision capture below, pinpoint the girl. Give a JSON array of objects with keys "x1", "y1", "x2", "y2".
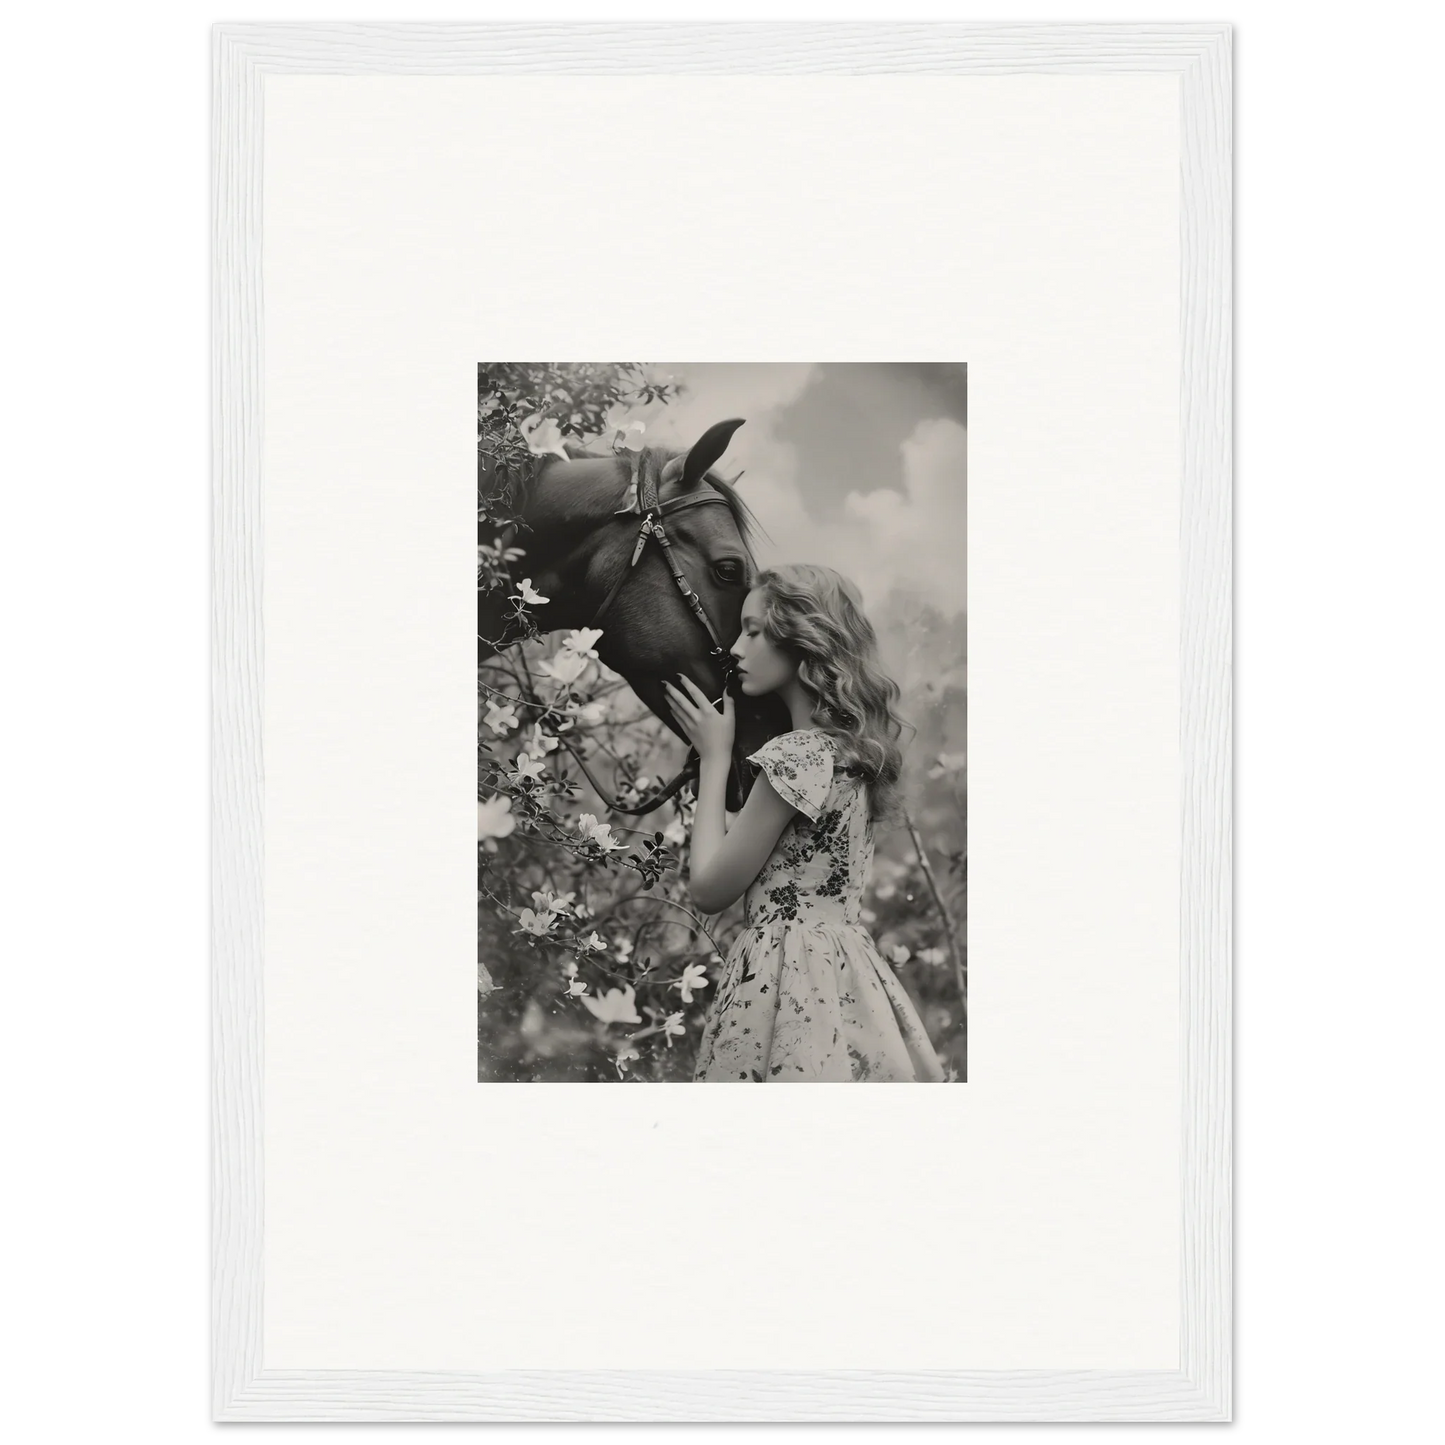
[{"x1": 663, "y1": 564, "x2": 945, "y2": 1083}]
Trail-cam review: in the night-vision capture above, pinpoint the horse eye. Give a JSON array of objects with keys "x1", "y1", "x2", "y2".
[{"x1": 713, "y1": 559, "x2": 745, "y2": 585}]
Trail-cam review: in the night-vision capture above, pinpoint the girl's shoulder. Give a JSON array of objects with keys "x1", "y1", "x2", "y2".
[
  {"x1": 747, "y1": 730, "x2": 838, "y2": 821},
  {"x1": 767, "y1": 728, "x2": 869, "y2": 779},
  {"x1": 775, "y1": 727, "x2": 838, "y2": 752},
  {"x1": 751, "y1": 728, "x2": 838, "y2": 768}
]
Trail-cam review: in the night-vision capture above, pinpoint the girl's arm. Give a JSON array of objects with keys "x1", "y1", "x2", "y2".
[
  {"x1": 663, "y1": 677, "x2": 798, "y2": 914},
  {"x1": 688, "y1": 757, "x2": 796, "y2": 914}
]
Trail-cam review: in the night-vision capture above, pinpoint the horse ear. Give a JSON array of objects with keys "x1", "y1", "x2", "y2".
[{"x1": 679, "y1": 418, "x2": 746, "y2": 491}]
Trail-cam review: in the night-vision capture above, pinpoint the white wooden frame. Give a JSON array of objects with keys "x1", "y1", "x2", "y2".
[{"x1": 213, "y1": 22, "x2": 1231, "y2": 1422}]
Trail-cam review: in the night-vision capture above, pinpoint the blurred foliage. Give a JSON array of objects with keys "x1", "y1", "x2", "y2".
[{"x1": 477, "y1": 364, "x2": 967, "y2": 1082}]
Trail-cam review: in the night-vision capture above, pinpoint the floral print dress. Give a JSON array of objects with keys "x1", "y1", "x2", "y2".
[{"x1": 694, "y1": 730, "x2": 945, "y2": 1082}]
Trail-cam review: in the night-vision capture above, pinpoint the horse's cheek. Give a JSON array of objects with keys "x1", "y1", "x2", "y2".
[
  {"x1": 607, "y1": 598, "x2": 683, "y2": 674},
  {"x1": 706, "y1": 579, "x2": 746, "y2": 638}
]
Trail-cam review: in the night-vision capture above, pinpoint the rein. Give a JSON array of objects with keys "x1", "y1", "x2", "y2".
[
  {"x1": 557, "y1": 733, "x2": 699, "y2": 816},
  {"x1": 582, "y1": 451, "x2": 741, "y2": 816}
]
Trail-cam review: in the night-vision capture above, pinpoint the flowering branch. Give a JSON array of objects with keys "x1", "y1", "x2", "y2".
[{"x1": 901, "y1": 808, "x2": 967, "y2": 1027}]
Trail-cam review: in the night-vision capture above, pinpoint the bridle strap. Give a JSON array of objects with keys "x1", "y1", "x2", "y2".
[
  {"x1": 589, "y1": 451, "x2": 733, "y2": 658},
  {"x1": 580, "y1": 450, "x2": 741, "y2": 816},
  {"x1": 557, "y1": 731, "x2": 699, "y2": 817}
]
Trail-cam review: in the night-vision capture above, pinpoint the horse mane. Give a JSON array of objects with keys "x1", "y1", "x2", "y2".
[
  {"x1": 522, "y1": 442, "x2": 763, "y2": 560},
  {"x1": 699, "y1": 471, "x2": 762, "y2": 560}
]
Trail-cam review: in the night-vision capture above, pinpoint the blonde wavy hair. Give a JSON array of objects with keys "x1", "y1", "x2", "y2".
[{"x1": 752, "y1": 564, "x2": 908, "y2": 822}]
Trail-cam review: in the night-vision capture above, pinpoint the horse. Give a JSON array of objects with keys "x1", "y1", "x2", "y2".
[{"x1": 479, "y1": 418, "x2": 789, "y2": 812}]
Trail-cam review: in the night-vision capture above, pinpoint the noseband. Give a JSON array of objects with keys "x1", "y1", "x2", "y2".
[{"x1": 565, "y1": 451, "x2": 742, "y2": 816}]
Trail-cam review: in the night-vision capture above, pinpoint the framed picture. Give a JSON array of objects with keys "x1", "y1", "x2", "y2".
[
  {"x1": 473, "y1": 363, "x2": 969, "y2": 1088},
  {"x1": 214, "y1": 22, "x2": 1230, "y2": 1421}
]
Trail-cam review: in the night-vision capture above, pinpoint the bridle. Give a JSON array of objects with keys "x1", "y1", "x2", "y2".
[
  {"x1": 558, "y1": 449, "x2": 744, "y2": 817},
  {"x1": 590, "y1": 450, "x2": 739, "y2": 677}
]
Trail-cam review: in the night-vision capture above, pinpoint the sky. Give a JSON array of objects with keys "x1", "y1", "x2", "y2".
[{"x1": 621, "y1": 363, "x2": 968, "y2": 619}]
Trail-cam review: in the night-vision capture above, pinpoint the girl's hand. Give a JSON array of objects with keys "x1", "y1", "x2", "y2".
[{"x1": 663, "y1": 676, "x2": 735, "y2": 763}]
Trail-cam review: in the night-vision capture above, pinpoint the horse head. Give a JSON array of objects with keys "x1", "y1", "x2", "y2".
[{"x1": 480, "y1": 419, "x2": 789, "y2": 810}]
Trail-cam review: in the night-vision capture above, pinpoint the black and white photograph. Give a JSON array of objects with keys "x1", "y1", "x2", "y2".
[{"x1": 477, "y1": 363, "x2": 967, "y2": 1081}]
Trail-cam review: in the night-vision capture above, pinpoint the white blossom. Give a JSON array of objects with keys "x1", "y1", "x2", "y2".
[
  {"x1": 483, "y1": 700, "x2": 519, "y2": 736},
  {"x1": 516, "y1": 907, "x2": 554, "y2": 938},
  {"x1": 524, "y1": 418, "x2": 571, "y2": 462},
  {"x1": 672, "y1": 962, "x2": 710, "y2": 1004},
  {"x1": 511, "y1": 578, "x2": 550, "y2": 606},
  {"x1": 575, "y1": 813, "x2": 627, "y2": 853},
  {"x1": 476, "y1": 796, "x2": 516, "y2": 841},
  {"x1": 562, "y1": 627, "x2": 604, "y2": 658},
  {"x1": 511, "y1": 752, "x2": 546, "y2": 785},
  {"x1": 582, "y1": 985, "x2": 642, "y2": 1025},
  {"x1": 538, "y1": 650, "x2": 589, "y2": 687},
  {"x1": 611, "y1": 420, "x2": 647, "y2": 453},
  {"x1": 573, "y1": 700, "x2": 609, "y2": 727},
  {"x1": 587, "y1": 822, "x2": 627, "y2": 853}
]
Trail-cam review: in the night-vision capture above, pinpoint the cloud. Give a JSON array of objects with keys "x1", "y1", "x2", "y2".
[
  {"x1": 627, "y1": 363, "x2": 816, "y2": 501},
  {"x1": 620, "y1": 366, "x2": 966, "y2": 619},
  {"x1": 839, "y1": 417, "x2": 968, "y2": 616},
  {"x1": 747, "y1": 416, "x2": 967, "y2": 620}
]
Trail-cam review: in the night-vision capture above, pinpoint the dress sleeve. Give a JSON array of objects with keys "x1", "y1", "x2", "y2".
[{"x1": 747, "y1": 731, "x2": 835, "y2": 821}]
